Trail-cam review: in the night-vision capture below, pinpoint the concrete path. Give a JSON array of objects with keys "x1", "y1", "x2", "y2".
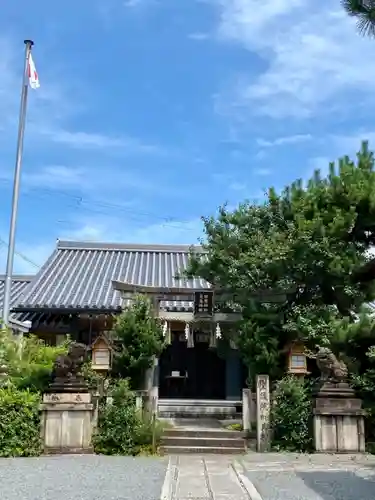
[
  {"x1": 161, "y1": 453, "x2": 375, "y2": 500},
  {"x1": 162, "y1": 456, "x2": 254, "y2": 499},
  {"x1": 2, "y1": 453, "x2": 375, "y2": 499}
]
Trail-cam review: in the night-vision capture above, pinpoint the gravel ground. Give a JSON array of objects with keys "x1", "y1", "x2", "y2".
[
  {"x1": 239, "y1": 453, "x2": 375, "y2": 500},
  {"x1": 0, "y1": 455, "x2": 169, "y2": 500},
  {"x1": 245, "y1": 469, "x2": 375, "y2": 500},
  {"x1": 242, "y1": 452, "x2": 375, "y2": 467}
]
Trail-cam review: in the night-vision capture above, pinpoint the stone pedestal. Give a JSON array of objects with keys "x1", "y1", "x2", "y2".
[
  {"x1": 40, "y1": 392, "x2": 94, "y2": 454},
  {"x1": 313, "y1": 383, "x2": 365, "y2": 453}
]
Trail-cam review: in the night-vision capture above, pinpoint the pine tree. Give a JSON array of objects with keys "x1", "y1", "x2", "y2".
[
  {"x1": 187, "y1": 142, "x2": 375, "y2": 379},
  {"x1": 342, "y1": 0, "x2": 375, "y2": 37}
]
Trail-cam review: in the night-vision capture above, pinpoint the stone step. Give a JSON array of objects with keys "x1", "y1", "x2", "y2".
[
  {"x1": 163, "y1": 428, "x2": 246, "y2": 439},
  {"x1": 161, "y1": 435, "x2": 245, "y2": 448},
  {"x1": 160, "y1": 445, "x2": 246, "y2": 455},
  {"x1": 158, "y1": 407, "x2": 238, "y2": 418},
  {"x1": 158, "y1": 399, "x2": 242, "y2": 407}
]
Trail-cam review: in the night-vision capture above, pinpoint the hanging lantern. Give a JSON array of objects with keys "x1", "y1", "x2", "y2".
[
  {"x1": 91, "y1": 335, "x2": 112, "y2": 372},
  {"x1": 185, "y1": 323, "x2": 194, "y2": 348},
  {"x1": 229, "y1": 339, "x2": 237, "y2": 350},
  {"x1": 162, "y1": 320, "x2": 171, "y2": 345},
  {"x1": 209, "y1": 327, "x2": 217, "y2": 348},
  {"x1": 287, "y1": 342, "x2": 308, "y2": 375},
  {"x1": 215, "y1": 322, "x2": 222, "y2": 339}
]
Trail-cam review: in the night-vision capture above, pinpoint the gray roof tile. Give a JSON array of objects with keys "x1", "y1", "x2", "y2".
[
  {"x1": 15, "y1": 240, "x2": 209, "y2": 312},
  {"x1": 0, "y1": 275, "x2": 34, "y2": 311}
]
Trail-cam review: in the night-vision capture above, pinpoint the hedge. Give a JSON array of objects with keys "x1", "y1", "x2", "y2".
[{"x1": 0, "y1": 387, "x2": 42, "y2": 457}]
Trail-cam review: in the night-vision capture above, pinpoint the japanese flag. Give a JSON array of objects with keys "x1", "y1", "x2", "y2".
[{"x1": 28, "y1": 52, "x2": 40, "y2": 89}]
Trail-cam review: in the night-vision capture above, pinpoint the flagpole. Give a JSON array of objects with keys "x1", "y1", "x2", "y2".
[{"x1": 2, "y1": 39, "x2": 34, "y2": 326}]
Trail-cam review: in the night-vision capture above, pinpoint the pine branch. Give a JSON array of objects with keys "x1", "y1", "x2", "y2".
[{"x1": 342, "y1": 0, "x2": 375, "y2": 37}]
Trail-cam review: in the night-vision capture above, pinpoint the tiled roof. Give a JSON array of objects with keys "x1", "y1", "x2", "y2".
[
  {"x1": 14, "y1": 240, "x2": 210, "y2": 312},
  {"x1": 0, "y1": 275, "x2": 33, "y2": 311}
]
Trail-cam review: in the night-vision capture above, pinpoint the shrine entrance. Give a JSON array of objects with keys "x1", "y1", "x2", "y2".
[{"x1": 159, "y1": 331, "x2": 226, "y2": 400}]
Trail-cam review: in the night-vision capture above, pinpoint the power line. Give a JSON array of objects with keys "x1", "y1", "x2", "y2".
[
  {"x1": 0, "y1": 237, "x2": 40, "y2": 269},
  {"x1": 0, "y1": 178, "x2": 201, "y2": 231}
]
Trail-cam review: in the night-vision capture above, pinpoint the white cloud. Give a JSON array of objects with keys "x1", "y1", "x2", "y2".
[
  {"x1": 188, "y1": 32, "x2": 210, "y2": 40},
  {"x1": 59, "y1": 215, "x2": 204, "y2": 246},
  {"x1": 0, "y1": 37, "x2": 167, "y2": 160},
  {"x1": 257, "y1": 134, "x2": 312, "y2": 148},
  {"x1": 0, "y1": 215, "x2": 205, "y2": 273},
  {"x1": 22, "y1": 165, "x2": 85, "y2": 189},
  {"x1": 330, "y1": 131, "x2": 375, "y2": 154},
  {"x1": 253, "y1": 168, "x2": 272, "y2": 176},
  {"x1": 228, "y1": 181, "x2": 246, "y2": 191},
  {"x1": 37, "y1": 128, "x2": 164, "y2": 155},
  {"x1": 306, "y1": 131, "x2": 375, "y2": 180},
  {"x1": 215, "y1": 0, "x2": 375, "y2": 118},
  {"x1": 123, "y1": 0, "x2": 157, "y2": 8},
  {"x1": 124, "y1": 0, "x2": 143, "y2": 6}
]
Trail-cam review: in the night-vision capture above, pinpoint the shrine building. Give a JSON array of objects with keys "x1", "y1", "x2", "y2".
[{"x1": 7, "y1": 240, "x2": 252, "y2": 401}]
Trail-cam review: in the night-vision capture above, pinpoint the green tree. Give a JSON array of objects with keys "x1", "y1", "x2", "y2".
[
  {"x1": 112, "y1": 295, "x2": 165, "y2": 389},
  {"x1": 342, "y1": 1, "x2": 375, "y2": 37},
  {"x1": 187, "y1": 142, "x2": 375, "y2": 382},
  {"x1": 0, "y1": 327, "x2": 69, "y2": 392}
]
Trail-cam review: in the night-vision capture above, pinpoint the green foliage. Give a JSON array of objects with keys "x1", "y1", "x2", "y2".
[
  {"x1": 271, "y1": 376, "x2": 313, "y2": 452},
  {"x1": 187, "y1": 142, "x2": 375, "y2": 380},
  {"x1": 80, "y1": 361, "x2": 107, "y2": 393},
  {"x1": 0, "y1": 328, "x2": 69, "y2": 392},
  {"x1": 92, "y1": 379, "x2": 163, "y2": 455},
  {"x1": 0, "y1": 386, "x2": 42, "y2": 457},
  {"x1": 342, "y1": 0, "x2": 375, "y2": 38},
  {"x1": 112, "y1": 295, "x2": 165, "y2": 389},
  {"x1": 349, "y1": 345, "x2": 375, "y2": 450},
  {"x1": 226, "y1": 423, "x2": 243, "y2": 431}
]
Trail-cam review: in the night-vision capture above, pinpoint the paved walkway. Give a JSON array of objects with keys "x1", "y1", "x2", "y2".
[
  {"x1": 162, "y1": 456, "x2": 254, "y2": 499},
  {"x1": 2, "y1": 453, "x2": 375, "y2": 499},
  {"x1": 161, "y1": 453, "x2": 375, "y2": 500}
]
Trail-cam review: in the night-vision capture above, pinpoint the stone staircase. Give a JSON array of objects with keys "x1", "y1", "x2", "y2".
[
  {"x1": 157, "y1": 400, "x2": 255, "y2": 454},
  {"x1": 160, "y1": 425, "x2": 247, "y2": 455},
  {"x1": 158, "y1": 399, "x2": 241, "y2": 419}
]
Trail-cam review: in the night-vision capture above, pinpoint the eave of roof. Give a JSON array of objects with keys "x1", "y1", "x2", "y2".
[{"x1": 0, "y1": 275, "x2": 34, "y2": 309}]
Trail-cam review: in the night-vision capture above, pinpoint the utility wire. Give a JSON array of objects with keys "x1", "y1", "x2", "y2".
[
  {"x1": 0, "y1": 179, "x2": 199, "y2": 231},
  {"x1": 0, "y1": 237, "x2": 40, "y2": 269}
]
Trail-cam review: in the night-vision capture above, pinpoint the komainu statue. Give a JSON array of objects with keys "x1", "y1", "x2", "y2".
[
  {"x1": 50, "y1": 342, "x2": 88, "y2": 390},
  {"x1": 316, "y1": 346, "x2": 348, "y2": 383}
]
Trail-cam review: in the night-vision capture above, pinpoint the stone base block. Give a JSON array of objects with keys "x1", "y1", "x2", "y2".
[
  {"x1": 40, "y1": 392, "x2": 94, "y2": 454},
  {"x1": 313, "y1": 411, "x2": 365, "y2": 453}
]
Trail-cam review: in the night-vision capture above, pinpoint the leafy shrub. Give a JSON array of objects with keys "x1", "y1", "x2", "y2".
[
  {"x1": 112, "y1": 295, "x2": 165, "y2": 389},
  {"x1": 351, "y1": 368, "x2": 375, "y2": 450},
  {"x1": 271, "y1": 375, "x2": 313, "y2": 452},
  {"x1": 0, "y1": 329, "x2": 69, "y2": 393},
  {"x1": 0, "y1": 387, "x2": 42, "y2": 457},
  {"x1": 80, "y1": 362, "x2": 108, "y2": 393},
  {"x1": 92, "y1": 379, "x2": 163, "y2": 455}
]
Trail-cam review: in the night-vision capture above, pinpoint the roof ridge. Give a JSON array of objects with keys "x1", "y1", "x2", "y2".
[
  {"x1": 56, "y1": 240, "x2": 204, "y2": 253},
  {"x1": 0, "y1": 274, "x2": 34, "y2": 281}
]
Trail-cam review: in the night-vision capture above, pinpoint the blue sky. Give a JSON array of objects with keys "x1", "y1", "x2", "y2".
[{"x1": 1, "y1": 0, "x2": 375, "y2": 274}]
